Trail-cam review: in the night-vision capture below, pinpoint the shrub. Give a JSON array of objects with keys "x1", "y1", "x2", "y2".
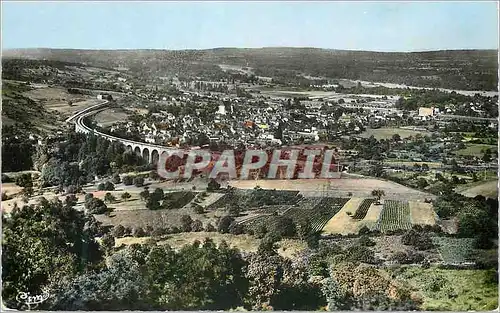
[
  {"x1": 358, "y1": 235, "x2": 376, "y2": 247},
  {"x1": 133, "y1": 176, "x2": 145, "y2": 187},
  {"x1": 2, "y1": 192, "x2": 11, "y2": 201},
  {"x1": 151, "y1": 227, "x2": 166, "y2": 237},
  {"x1": 344, "y1": 244, "x2": 377, "y2": 264},
  {"x1": 121, "y1": 192, "x2": 131, "y2": 201},
  {"x1": 122, "y1": 175, "x2": 134, "y2": 186},
  {"x1": 218, "y1": 215, "x2": 235, "y2": 234},
  {"x1": 15, "y1": 173, "x2": 33, "y2": 188},
  {"x1": 97, "y1": 183, "x2": 106, "y2": 191},
  {"x1": 358, "y1": 226, "x2": 371, "y2": 235},
  {"x1": 104, "y1": 192, "x2": 116, "y2": 203},
  {"x1": 2, "y1": 174, "x2": 12, "y2": 183},
  {"x1": 229, "y1": 222, "x2": 244, "y2": 235},
  {"x1": 111, "y1": 225, "x2": 126, "y2": 238},
  {"x1": 191, "y1": 219, "x2": 204, "y2": 232},
  {"x1": 132, "y1": 227, "x2": 146, "y2": 237},
  {"x1": 205, "y1": 223, "x2": 216, "y2": 232},
  {"x1": 66, "y1": 185, "x2": 78, "y2": 194},
  {"x1": 193, "y1": 204, "x2": 205, "y2": 214},
  {"x1": 390, "y1": 251, "x2": 424, "y2": 264},
  {"x1": 104, "y1": 181, "x2": 115, "y2": 191},
  {"x1": 180, "y1": 215, "x2": 193, "y2": 232},
  {"x1": 401, "y1": 229, "x2": 434, "y2": 250},
  {"x1": 85, "y1": 197, "x2": 108, "y2": 214},
  {"x1": 112, "y1": 173, "x2": 121, "y2": 184}
]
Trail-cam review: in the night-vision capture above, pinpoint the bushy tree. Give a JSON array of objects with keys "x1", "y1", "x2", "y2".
[
  {"x1": 2, "y1": 198, "x2": 103, "y2": 309},
  {"x1": 218, "y1": 215, "x2": 235, "y2": 234},
  {"x1": 121, "y1": 192, "x2": 131, "y2": 201},
  {"x1": 180, "y1": 215, "x2": 193, "y2": 232},
  {"x1": 133, "y1": 176, "x2": 145, "y2": 187},
  {"x1": 122, "y1": 175, "x2": 134, "y2": 186},
  {"x1": 85, "y1": 198, "x2": 108, "y2": 214}
]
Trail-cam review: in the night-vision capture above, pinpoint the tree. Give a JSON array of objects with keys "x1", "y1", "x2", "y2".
[
  {"x1": 101, "y1": 233, "x2": 115, "y2": 255},
  {"x1": 112, "y1": 173, "x2": 121, "y2": 184},
  {"x1": 207, "y1": 179, "x2": 220, "y2": 191},
  {"x1": 180, "y1": 215, "x2": 193, "y2": 232},
  {"x1": 421, "y1": 163, "x2": 430, "y2": 172},
  {"x1": 205, "y1": 223, "x2": 216, "y2": 232},
  {"x1": 104, "y1": 192, "x2": 116, "y2": 203},
  {"x1": 139, "y1": 190, "x2": 150, "y2": 202},
  {"x1": 112, "y1": 225, "x2": 126, "y2": 238},
  {"x1": 85, "y1": 198, "x2": 108, "y2": 214},
  {"x1": 371, "y1": 189, "x2": 385, "y2": 204},
  {"x1": 193, "y1": 204, "x2": 205, "y2": 214},
  {"x1": 2, "y1": 198, "x2": 103, "y2": 309},
  {"x1": 64, "y1": 194, "x2": 78, "y2": 207},
  {"x1": 15, "y1": 173, "x2": 33, "y2": 188},
  {"x1": 228, "y1": 205, "x2": 241, "y2": 217},
  {"x1": 217, "y1": 216, "x2": 235, "y2": 234},
  {"x1": 50, "y1": 251, "x2": 148, "y2": 310},
  {"x1": 191, "y1": 219, "x2": 204, "y2": 232},
  {"x1": 151, "y1": 188, "x2": 164, "y2": 202},
  {"x1": 121, "y1": 192, "x2": 131, "y2": 201},
  {"x1": 122, "y1": 175, "x2": 134, "y2": 186},
  {"x1": 133, "y1": 176, "x2": 145, "y2": 187}
]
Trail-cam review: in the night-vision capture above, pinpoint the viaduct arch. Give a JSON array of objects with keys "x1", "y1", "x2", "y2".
[{"x1": 72, "y1": 101, "x2": 177, "y2": 165}]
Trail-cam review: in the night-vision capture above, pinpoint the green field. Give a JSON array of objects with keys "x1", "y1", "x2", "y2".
[
  {"x1": 392, "y1": 266, "x2": 498, "y2": 311},
  {"x1": 455, "y1": 179, "x2": 498, "y2": 199},
  {"x1": 455, "y1": 144, "x2": 496, "y2": 157},
  {"x1": 359, "y1": 127, "x2": 431, "y2": 140}
]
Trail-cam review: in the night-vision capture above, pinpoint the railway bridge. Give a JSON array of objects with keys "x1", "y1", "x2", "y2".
[{"x1": 70, "y1": 101, "x2": 176, "y2": 164}]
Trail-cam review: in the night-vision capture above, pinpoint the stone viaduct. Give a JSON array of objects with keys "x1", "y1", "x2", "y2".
[{"x1": 71, "y1": 101, "x2": 176, "y2": 164}]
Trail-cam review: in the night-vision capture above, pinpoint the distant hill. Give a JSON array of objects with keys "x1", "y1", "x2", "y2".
[{"x1": 3, "y1": 47, "x2": 498, "y2": 91}]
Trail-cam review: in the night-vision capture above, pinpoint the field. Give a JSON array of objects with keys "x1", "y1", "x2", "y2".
[
  {"x1": 392, "y1": 266, "x2": 498, "y2": 311},
  {"x1": 409, "y1": 201, "x2": 437, "y2": 225},
  {"x1": 352, "y1": 198, "x2": 375, "y2": 219},
  {"x1": 376, "y1": 200, "x2": 412, "y2": 232},
  {"x1": 359, "y1": 127, "x2": 431, "y2": 140},
  {"x1": 455, "y1": 180, "x2": 498, "y2": 199},
  {"x1": 454, "y1": 143, "x2": 497, "y2": 157},
  {"x1": 229, "y1": 178, "x2": 432, "y2": 200},
  {"x1": 432, "y1": 237, "x2": 475, "y2": 264},
  {"x1": 242, "y1": 197, "x2": 349, "y2": 233},
  {"x1": 115, "y1": 232, "x2": 307, "y2": 259},
  {"x1": 94, "y1": 107, "x2": 130, "y2": 127},
  {"x1": 321, "y1": 197, "x2": 364, "y2": 235}
]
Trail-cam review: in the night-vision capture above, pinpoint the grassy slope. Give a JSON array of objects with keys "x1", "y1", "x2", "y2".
[
  {"x1": 455, "y1": 179, "x2": 498, "y2": 199},
  {"x1": 392, "y1": 266, "x2": 498, "y2": 311}
]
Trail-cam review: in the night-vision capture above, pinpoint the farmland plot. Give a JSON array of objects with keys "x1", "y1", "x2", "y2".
[
  {"x1": 432, "y1": 237, "x2": 475, "y2": 264},
  {"x1": 289, "y1": 197, "x2": 350, "y2": 232},
  {"x1": 376, "y1": 200, "x2": 412, "y2": 232},
  {"x1": 242, "y1": 197, "x2": 349, "y2": 233},
  {"x1": 353, "y1": 198, "x2": 375, "y2": 219}
]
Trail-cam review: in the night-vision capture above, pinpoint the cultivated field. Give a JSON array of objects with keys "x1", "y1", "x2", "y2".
[
  {"x1": 115, "y1": 232, "x2": 307, "y2": 259},
  {"x1": 376, "y1": 200, "x2": 412, "y2": 232},
  {"x1": 409, "y1": 201, "x2": 438, "y2": 226},
  {"x1": 229, "y1": 178, "x2": 432, "y2": 200},
  {"x1": 455, "y1": 144, "x2": 497, "y2": 157},
  {"x1": 455, "y1": 180, "x2": 498, "y2": 199},
  {"x1": 94, "y1": 107, "x2": 130, "y2": 127},
  {"x1": 359, "y1": 127, "x2": 431, "y2": 140}
]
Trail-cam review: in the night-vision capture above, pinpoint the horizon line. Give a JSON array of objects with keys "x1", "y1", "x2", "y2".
[{"x1": 2, "y1": 46, "x2": 499, "y2": 54}]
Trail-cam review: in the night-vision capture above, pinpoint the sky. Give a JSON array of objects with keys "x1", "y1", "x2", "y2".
[{"x1": 2, "y1": 1, "x2": 498, "y2": 52}]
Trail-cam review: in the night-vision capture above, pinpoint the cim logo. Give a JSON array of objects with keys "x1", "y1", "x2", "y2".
[{"x1": 16, "y1": 290, "x2": 50, "y2": 310}]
